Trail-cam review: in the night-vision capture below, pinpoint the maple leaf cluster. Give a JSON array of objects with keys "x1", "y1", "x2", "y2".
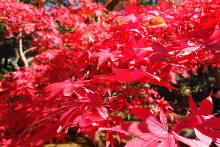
[{"x1": 0, "y1": 0, "x2": 220, "y2": 146}]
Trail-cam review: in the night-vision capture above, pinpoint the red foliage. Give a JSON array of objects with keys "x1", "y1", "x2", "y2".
[{"x1": 0, "y1": 0, "x2": 220, "y2": 146}]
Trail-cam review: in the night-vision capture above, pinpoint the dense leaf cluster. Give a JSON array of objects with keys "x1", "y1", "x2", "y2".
[{"x1": 1, "y1": 0, "x2": 220, "y2": 146}]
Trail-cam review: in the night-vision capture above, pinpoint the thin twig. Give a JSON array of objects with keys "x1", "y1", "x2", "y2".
[{"x1": 24, "y1": 47, "x2": 37, "y2": 55}]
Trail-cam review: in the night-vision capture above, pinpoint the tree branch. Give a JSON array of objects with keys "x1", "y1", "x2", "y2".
[
  {"x1": 18, "y1": 33, "x2": 29, "y2": 67},
  {"x1": 24, "y1": 47, "x2": 37, "y2": 55},
  {"x1": 11, "y1": 47, "x2": 20, "y2": 70}
]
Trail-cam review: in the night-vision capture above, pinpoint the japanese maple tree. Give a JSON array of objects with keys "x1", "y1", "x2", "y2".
[{"x1": 0, "y1": 0, "x2": 220, "y2": 146}]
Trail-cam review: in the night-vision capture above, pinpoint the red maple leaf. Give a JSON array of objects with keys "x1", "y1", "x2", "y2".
[
  {"x1": 172, "y1": 93, "x2": 213, "y2": 133},
  {"x1": 209, "y1": 25, "x2": 220, "y2": 42},
  {"x1": 98, "y1": 67, "x2": 160, "y2": 83},
  {"x1": 100, "y1": 107, "x2": 202, "y2": 147},
  {"x1": 45, "y1": 80, "x2": 84, "y2": 99},
  {"x1": 196, "y1": 117, "x2": 220, "y2": 146},
  {"x1": 92, "y1": 48, "x2": 118, "y2": 69}
]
